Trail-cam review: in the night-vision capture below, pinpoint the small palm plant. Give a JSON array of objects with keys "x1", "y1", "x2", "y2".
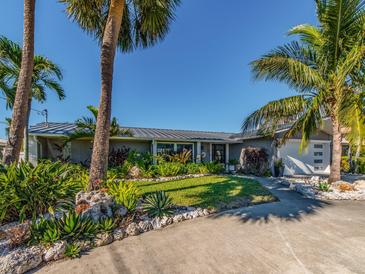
[
  {"x1": 143, "y1": 191, "x2": 174, "y2": 218},
  {"x1": 66, "y1": 105, "x2": 131, "y2": 143}
]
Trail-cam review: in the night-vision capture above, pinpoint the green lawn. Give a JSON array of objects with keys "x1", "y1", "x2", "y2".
[{"x1": 136, "y1": 176, "x2": 277, "y2": 210}]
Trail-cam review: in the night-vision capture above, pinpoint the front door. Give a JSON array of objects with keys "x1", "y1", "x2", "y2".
[{"x1": 212, "y1": 144, "x2": 225, "y2": 163}]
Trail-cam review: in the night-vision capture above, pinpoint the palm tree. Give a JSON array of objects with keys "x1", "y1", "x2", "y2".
[
  {"x1": 0, "y1": 36, "x2": 65, "y2": 161},
  {"x1": 2, "y1": 0, "x2": 36, "y2": 165},
  {"x1": 242, "y1": 0, "x2": 365, "y2": 182},
  {"x1": 66, "y1": 105, "x2": 130, "y2": 143},
  {"x1": 61, "y1": 0, "x2": 181, "y2": 190}
]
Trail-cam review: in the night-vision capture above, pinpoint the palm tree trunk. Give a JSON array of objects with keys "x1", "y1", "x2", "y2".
[
  {"x1": 23, "y1": 98, "x2": 32, "y2": 162},
  {"x1": 3, "y1": 0, "x2": 35, "y2": 165},
  {"x1": 329, "y1": 117, "x2": 342, "y2": 183},
  {"x1": 88, "y1": 0, "x2": 125, "y2": 190}
]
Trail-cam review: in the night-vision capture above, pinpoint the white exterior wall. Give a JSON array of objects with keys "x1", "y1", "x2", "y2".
[{"x1": 278, "y1": 139, "x2": 331, "y2": 176}]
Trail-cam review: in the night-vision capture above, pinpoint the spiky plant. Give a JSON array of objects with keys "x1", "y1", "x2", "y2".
[{"x1": 142, "y1": 191, "x2": 174, "y2": 218}]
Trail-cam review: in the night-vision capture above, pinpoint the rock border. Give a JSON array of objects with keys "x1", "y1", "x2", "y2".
[
  {"x1": 120, "y1": 173, "x2": 210, "y2": 182},
  {"x1": 277, "y1": 177, "x2": 365, "y2": 200},
  {"x1": 0, "y1": 206, "x2": 213, "y2": 274}
]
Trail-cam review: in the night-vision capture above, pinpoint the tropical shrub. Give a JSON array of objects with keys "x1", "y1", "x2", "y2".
[
  {"x1": 356, "y1": 157, "x2": 365, "y2": 174},
  {"x1": 127, "y1": 151, "x2": 153, "y2": 170},
  {"x1": 65, "y1": 243, "x2": 81, "y2": 259},
  {"x1": 341, "y1": 156, "x2": 365, "y2": 174},
  {"x1": 341, "y1": 156, "x2": 351, "y2": 173},
  {"x1": 204, "y1": 162, "x2": 224, "y2": 174},
  {"x1": 106, "y1": 180, "x2": 140, "y2": 211},
  {"x1": 186, "y1": 163, "x2": 209, "y2": 174},
  {"x1": 239, "y1": 147, "x2": 269, "y2": 176},
  {"x1": 142, "y1": 191, "x2": 174, "y2": 218},
  {"x1": 108, "y1": 147, "x2": 130, "y2": 167},
  {"x1": 318, "y1": 182, "x2": 331, "y2": 192},
  {"x1": 0, "y1": 161, "x2": 84, "y2": 224},
  {"x1": 155, "y1": 162, "x2": 186, "y2": 177},
  {"x1": 168, "y1": 151, "x2": 192, "y2": 164}
]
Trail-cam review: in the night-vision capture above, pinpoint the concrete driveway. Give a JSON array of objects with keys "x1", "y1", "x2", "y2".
[{"x1": 35, "y1": 178, "x2": 365, "y2": 274}]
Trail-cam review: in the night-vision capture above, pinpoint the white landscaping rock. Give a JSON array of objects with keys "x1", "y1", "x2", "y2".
[
  {"x1": 94, "y1": 233, "x2": 114, "y2": 247},
  {"x1": 112, "y1": 228, "x2": 125, "y2": 241},
  {"x1": 74, "y1": 240, "x2": 93, "y2": 251},
  {"x1": 151, "y1": 217, "x2": 163, "y2": 230},
  {"x1": 172, "y1": 214, "x2": 184, "y2": 223},
  {"x1": 126, "y1": 223, "x2": 141, "y2": 236},
  {"x1": 138, "y1": 221, "x2": 153, "y2": 232},
  {"x1": 160, "y1": 216, "x2": 173, "y2": 227},
  {"x1": 43, "y1": 240, "x2": 67, "y2": 262},
  {"x1": 0, "y1": 245, "x2": 43, "y2": 274},
  {"x1": 354, "y1": 180, "x2": 365, "y2": 190},
  {"x1": 75, "y1": 191, "x2": 115, "y2": 222}
]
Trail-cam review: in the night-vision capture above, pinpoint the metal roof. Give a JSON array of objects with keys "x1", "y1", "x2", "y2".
[{"x1": 29, "y1": 122, "x2": 240, "y2": 142}]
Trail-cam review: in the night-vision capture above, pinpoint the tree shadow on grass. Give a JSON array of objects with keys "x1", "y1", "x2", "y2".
[
  {"x1": 209, "y1": 177, "x2": 332, "y2": 224},
  {"x1": 179, "y1": 176, "x2": 277, "y2": 209},
  {"x1": 141, "y1": 176, "x2": 277, "y2": 210}
]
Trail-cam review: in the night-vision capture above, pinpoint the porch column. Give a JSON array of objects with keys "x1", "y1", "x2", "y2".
[
  {"x1": 196, "y1": 142, "x2": 201, "y2": 163},
  {"x1": 152, "y1": 140, "x2": 157, "y2": 164},
  {"x1": 225, "y1": 144, "x2": 229, "y2": 170},
  {"x1": 209, "y1": 143, "x2": 212, "y2": 162}
]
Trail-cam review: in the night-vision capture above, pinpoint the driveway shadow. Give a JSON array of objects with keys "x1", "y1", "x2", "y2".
[{"x1": 210, "y1": 177, "x2": 332, "y2": 224}]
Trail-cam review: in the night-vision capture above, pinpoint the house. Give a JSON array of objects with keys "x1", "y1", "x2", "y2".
[{"x1": 28, "y1": 122, "x2": 333, "y2": 176}]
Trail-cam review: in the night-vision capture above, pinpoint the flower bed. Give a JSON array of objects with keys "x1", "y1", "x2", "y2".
[
  {"x1": 277, "y1": 177, "x2": 365, "y2": 200},
  {"x1": 0, "y1": 191, "x2": 215, "y2": 274}
]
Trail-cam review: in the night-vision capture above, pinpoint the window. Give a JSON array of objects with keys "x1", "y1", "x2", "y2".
[
  {"x1": 314, "y1": 159, "x2": 323, "y2": 164},
  {"x1": 157, "y1": 143, "x2": 174, "y2": 155},
  {"x1": 176, "y1": 144, "x2": 193, "y2": 154},
  {"x1": 157, "y1": 143, "x2": 194, "y2": 160},
  {"x1": 314, "y1": 151, "x2": 323, "y2": 156},
  {"x1": 177, "y1": 144, "x2": 193, "y2": 160},
  {"x1": 212, "y1": 144, "x2": 225, "y2": 163},
  {"x1": 314, "y1": 144, "x2": 323, "y2": 149}
]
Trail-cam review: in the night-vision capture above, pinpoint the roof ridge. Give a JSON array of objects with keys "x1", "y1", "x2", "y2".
[{"x1": 30, "y1": 122, "x2": 236, "y2": 135}]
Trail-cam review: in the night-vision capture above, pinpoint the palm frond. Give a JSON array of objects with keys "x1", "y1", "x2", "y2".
[
  {"x1": 288, "y1": 24, "x2": 325, "y2": 49},
  {"x1": 60, "y1": 0, "x2": 181, "y2": 52},
  {"x1": 242, "y1": 95, "x2": 308, "y2": 132},
  {"x1": 251, "y1": 41, "x2": 325, "y2": 92}
]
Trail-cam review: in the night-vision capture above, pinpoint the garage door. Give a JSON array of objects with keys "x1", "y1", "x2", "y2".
[{"x1": 278, "y1": 140, "x2": 331, "y2": 176}]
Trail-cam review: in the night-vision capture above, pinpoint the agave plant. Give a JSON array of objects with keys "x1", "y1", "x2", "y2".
[
  {"x1": 98, "y1": 217, "x2": 116, "y2": 232},
  {"x1": 65, "y1": 243, "x2": 81, "y2": 259},
  {"x1": 142, "y1": 191, "x2": 174, "y2": 218}
]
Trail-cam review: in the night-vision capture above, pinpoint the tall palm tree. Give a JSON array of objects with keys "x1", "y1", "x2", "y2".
[
  {"x1": 0, "y1": 36, "x2": 65, "y2": 161},
  {"x1": 66, "y1": 105, "x2": 130, "y2": 143},
  {"x1": 61, "y1": 0, "x2": 181, "y2": 190},
  {"x1": 2, "y1": 0, "x2": 36, "y2": 165},
  {"x1": 243, "y1": 0, "x2": 365, "y2": 182}
]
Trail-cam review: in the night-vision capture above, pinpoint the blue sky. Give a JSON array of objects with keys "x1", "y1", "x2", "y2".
[{"x1": 0, "y1": 0, "x2": 317, "y2": 138}]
